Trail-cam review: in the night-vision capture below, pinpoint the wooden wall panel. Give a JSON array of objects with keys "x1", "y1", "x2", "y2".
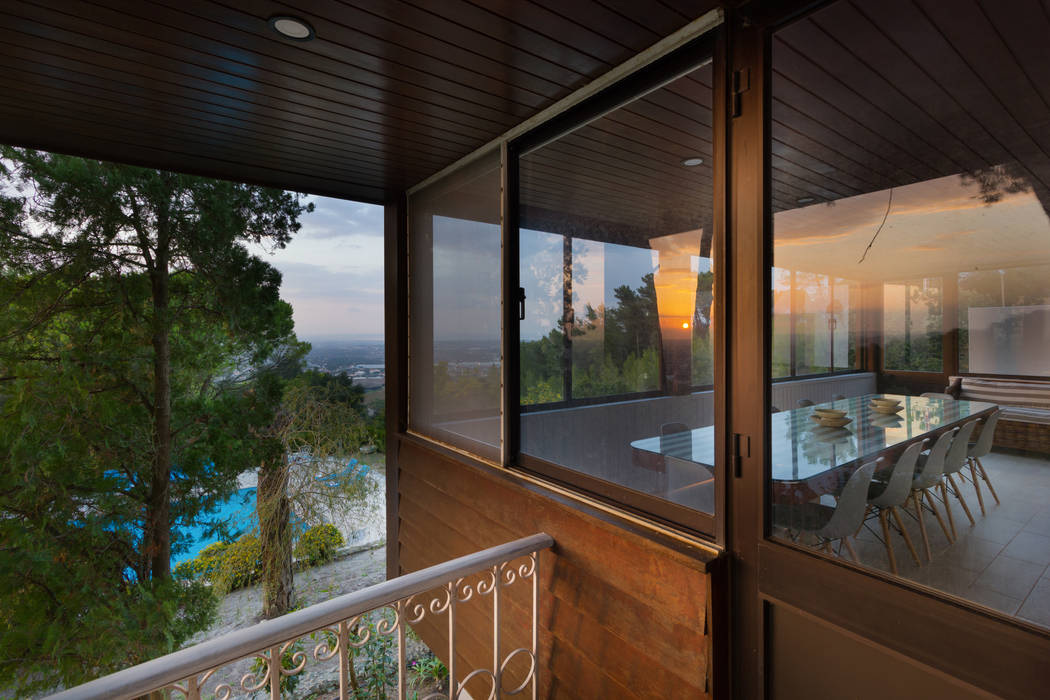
[{"x1": 395, "y1": 438, "x2": 714, "y2": 699}]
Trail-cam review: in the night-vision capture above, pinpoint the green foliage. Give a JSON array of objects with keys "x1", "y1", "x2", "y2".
[
  {"x1": 213, "y1": 535, "x2": 264, "y2": 593},
  {"x1": 410, "y1": 652, "x2": 449, "y2": 683},
  {"x1": 294, "y1": 523, "x2": 345, "y2": 566},
  {"x1": 349, "y1": 610, "x2": 398, "y2": 699},
  {"x1": 0, "y1": 148, "x2": 315, "y2": 691},
  {"x1": 174, "y1": 541, "x2": 229, "y2": 581},
  {"x1": 249, "y1": 640, "x2": 304, "y2": 696}
]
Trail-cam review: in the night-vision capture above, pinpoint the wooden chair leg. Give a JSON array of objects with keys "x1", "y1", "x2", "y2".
[
  {"x1": 969, "y1": 459, "x2": 986, "y2": 516},
  {"x1": 891, "y1": 506, "x2": 921, "y2": 566},
  {"x1": 939, "y1": 481, "x2": 957, "y2": 540},
  {"x1": 913, "y1": 491, "x2": 932, "y2": 561},
  {"x1": 976, "y1": 457, "x2": 1000, "y2": 505},
  {"x1": 947, "y1": 473, "x2": 975, "y2": 525},
  {"x1": 842, "y1": 536, "x2": 859, "y2": 563},
  {"x1": 823, "y1": 540, "x2": 832, "y2": 554},
  {"x1": 924, "y1": 488, "x2": 954, "y2": 544},
  {"x1": 879, "y1": 509, "x2": 897, "y2": 574},
  {"x1": 855, "y1": 504, "x2": 872, "y2": 537}
]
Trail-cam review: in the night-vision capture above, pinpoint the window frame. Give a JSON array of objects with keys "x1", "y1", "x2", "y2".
[{"x1": 505, "y1": 29, "x2": 725, "y2": 540}]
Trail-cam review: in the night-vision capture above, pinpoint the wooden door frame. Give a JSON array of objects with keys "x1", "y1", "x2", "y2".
[{"x1": 724, "y1": 2, "x2": 1050, "y2": 697}]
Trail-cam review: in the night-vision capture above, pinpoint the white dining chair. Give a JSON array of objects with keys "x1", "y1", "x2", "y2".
[
  {"x1": 965, "y1": 411, "x2": 1002, "y2": 514},
  {"x1": 774, "y1": 461, "x2": 877, "y2": 562},
  {"x1": 863, "y1": 442, "x2": 924, "y2": 573},
  {"x1": 938, "y1": 419, "x2": 979, "y2": 539},
  {"x1": 910, "y1": 429, "x2": 956, "y2": 560}
]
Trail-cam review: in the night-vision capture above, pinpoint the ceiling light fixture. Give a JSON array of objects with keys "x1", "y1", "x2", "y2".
[
  {"x1": 269, "y1": 15, "x2": 315, "y2": 41},
  {"x1": 796, "y1": 196, "x2": 816, "y2": 205},
  {"x1": 681, "y1": 157, "x2": 704, "y2": 167}
]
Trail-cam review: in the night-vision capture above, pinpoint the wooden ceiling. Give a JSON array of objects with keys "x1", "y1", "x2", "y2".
[
  {"x1": 771, "y1": 0, "x2": 1050, "y2": 216},
  {"x1": 0, "y1": 0, "x2": 717, "y2": 203},
  {"x1": 513, "y1": 0, "x2": 1050, "y2": 267}
]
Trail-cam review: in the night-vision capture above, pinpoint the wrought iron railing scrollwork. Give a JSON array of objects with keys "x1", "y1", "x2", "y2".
[{"x1": 46, "y1": 533, "x2": 553, "y2": 700}]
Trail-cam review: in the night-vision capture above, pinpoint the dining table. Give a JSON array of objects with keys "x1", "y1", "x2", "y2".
[{"x1": 629, "y1": 394, "x2": 998, "y2": 504}]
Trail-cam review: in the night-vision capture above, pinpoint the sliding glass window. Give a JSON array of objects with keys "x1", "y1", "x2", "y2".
[
  {"x1": 768, "y1": 0, "x2": 1050, "y2": 632},
  {"x1": 408, "y1": 151, "x2": 502, "y2": 461},
  {"x1": 514, "y1": 47, "x2": 720, "y2": 529}
]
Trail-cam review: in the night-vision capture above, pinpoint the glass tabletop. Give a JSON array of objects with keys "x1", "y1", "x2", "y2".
[{"x1": 630, "y1": 394, "x2": 997, "y2": 483}]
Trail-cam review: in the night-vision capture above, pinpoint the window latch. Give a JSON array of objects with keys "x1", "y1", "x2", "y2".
[
  {"x1": 518, "y1": 287, "x2": 527, "y2": 320},
  {"x1": 732, "y1": 433, "x2": 750, "y2": 478},
  {"x1": 731, "y1": 68, "x2": 750, "y2": 118}
]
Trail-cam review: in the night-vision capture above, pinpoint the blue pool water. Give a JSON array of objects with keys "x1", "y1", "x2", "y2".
[
  {"x1": 171, "y1": 460, "x2": 370, "y2": 567},
  {"x1": 172, "y1": 487, "x2": 257, "y2": 567}
]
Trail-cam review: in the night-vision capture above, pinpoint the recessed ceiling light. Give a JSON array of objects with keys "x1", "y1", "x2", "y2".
[
  {"x1": 681, "y1": 157, "x2": 704, "y2": 167},
  {"x1": 796, "y1": 196, "x2": 816, "y2": 205},
  {"x1": 269, "y1": 15, "x2": 314, "y2": 41}
]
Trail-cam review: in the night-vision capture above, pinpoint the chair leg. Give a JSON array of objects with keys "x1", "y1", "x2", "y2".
[
  {"x1": 855, "y1": 504, "x2": 872, "y2": 537},
  {"x1": 891, "y1": 506, "x2": 921, "y2": 566},
  {"x1": 913, "y1": 491, "x2": 932, "y2": 561},
  {"x1": 924, "y1": 488, "x2": 954, "y2": 544},
  {"x1": 969, "y1": 459, "x2": 986, "y2": 516},
  {"x1": 823, "y1": 540, "x2": 832, "y2": 554},
  {"x1": 976, "y1": 457, "x2": 1000, "y2": 505},
  {"x1": 842, "y1": 536, "x2": 859, "y2": 563},
  {"x1": 947, "y1": 473, "x2": 975, "y2": 526},
  {"x1": 879, "y1": 509, "x2": 897, "y2": 574},
  {"x1": 939, "y1": 480, "x2": 957, "y2": 540}
]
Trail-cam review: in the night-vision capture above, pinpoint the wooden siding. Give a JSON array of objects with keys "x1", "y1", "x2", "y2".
[{"x1": 395, "y1": 437, "x2": 715, "y2": 699}]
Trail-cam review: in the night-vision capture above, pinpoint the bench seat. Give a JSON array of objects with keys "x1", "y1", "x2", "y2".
[{"x1": 949, "y1": 376, "x2": 1050, "y2": 453}]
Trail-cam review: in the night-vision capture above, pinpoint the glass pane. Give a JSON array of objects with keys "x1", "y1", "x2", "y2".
[
  {"x1": 883, "y1": 278, "x2": 943, "y2": 372},
  {"x1": 770, "y1": 0, "x2": 1050, "y2": 631},
  {"x1": 408, "y1": 151, "x2": 501, "y2": 459},
  {"x1": 519, "y1": 60, "x2": 717, "y2": 520}
]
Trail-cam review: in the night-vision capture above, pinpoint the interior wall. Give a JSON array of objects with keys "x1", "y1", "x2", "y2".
[{"x1": 395, "y1": 437, "x2": 715, "y2": 699}]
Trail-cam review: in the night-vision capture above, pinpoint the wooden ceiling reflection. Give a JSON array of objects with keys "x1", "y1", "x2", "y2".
[
  {"x1": 771, "y1": 0, "x2": 1050, "y2": 216},
  {"x1": 0, "y1": 0, "x2": 717, "y2": 202}
]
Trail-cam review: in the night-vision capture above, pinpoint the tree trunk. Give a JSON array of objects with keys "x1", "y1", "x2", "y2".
[
  {"x1": 145, "y1": 262, "x2": 172, "y2": 581},
  {"x1": 258, "y1": 461, "x2": 294, "y2": 618}
]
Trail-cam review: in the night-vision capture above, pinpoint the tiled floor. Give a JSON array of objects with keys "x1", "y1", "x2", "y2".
[{"x1": 844, "y1": 450, "x2": 1050, "y2": 628}]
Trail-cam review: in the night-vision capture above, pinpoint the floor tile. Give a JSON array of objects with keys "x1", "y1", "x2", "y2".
[
  {"x1": 967, "y1": 515, "x2": 1025, "y2": 545},
  {"x1": 910, "y1": 563, "x2": 979, "y2": 596},
  {"x1": 1023, "y1": 512, "x2": 1050, "y2": 538},
  {"x1": 1017, "y1": 578, "x2": 1050, "y2": 628},
  {"x1": 972, "y1": 555, "x2": 1045, "y2": 600},
  {"x1": 963, "y1": 585, "x2": 1022, "y2": 615},
  {"x1": 1002, "y1": 531, "x2": 1050, "y2": 567},
  {"x1": 938, "y1": 536, "x2": 1003, "y2": 572}
]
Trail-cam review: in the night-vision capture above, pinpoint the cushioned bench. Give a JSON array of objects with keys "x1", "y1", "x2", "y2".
[{"x1": 948, "y1": 376, "x2": 1050, "y2": 453}]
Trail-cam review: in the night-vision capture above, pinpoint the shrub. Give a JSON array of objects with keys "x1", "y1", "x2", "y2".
[
  {"x1": 213, "y1": 534, "x2": 262, "y2": 592},
  {"x1": 174, "y1": 541, "x2": 229, "y2": 581},
  {"x1": 294, "y1": 523, "x2": 344, "y2": 567}
]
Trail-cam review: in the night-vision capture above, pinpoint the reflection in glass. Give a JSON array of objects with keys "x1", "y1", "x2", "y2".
[
  {"x1": 518, "y1": 60, "x2": 717, "y2": 519},
  {"x1": 770, "y1": 0, "x2": 1050, "y2": 630},
  {"x1": 408, "y1": 151, "x2": 501, "y2": 459}
]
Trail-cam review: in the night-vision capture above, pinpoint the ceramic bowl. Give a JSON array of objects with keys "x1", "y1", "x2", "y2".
[
  {"x1": 870, "y1": 397, "x2": 902, "y2": 408},
  {"x1": 810, "y1": 414, "x2": 853, "y2": 428},
  {"x1": 813, "y1": 408, "x2": 847, "y2": 419},
  {"x1": 870, "y1": 403, "x2": 904, "y2": 414}
]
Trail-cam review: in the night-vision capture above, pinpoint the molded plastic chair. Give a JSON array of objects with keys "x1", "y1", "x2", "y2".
[
  {"x1": 775, "y1": 461, "x2": 877, "y2": 562},
  {"x1": 910, "y1": 429, "x2": 957, "y2": 560},
  {"x1": 797, "y1": 398, "x2": 815, "y2": 408},
  {"x1": 832, "y1": 394, "x2": 846, "y2": 401},
  {"x1": 938, "y1": 419, "x2": 979, "y2": 538},
  {"x1": 966, "y1": 411, "x2": 1002, "y2": 514},
  {"x1": 864, "y1": 442, "x2": 924, "y2": 573}
]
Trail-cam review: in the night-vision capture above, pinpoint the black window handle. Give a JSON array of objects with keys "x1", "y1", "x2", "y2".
[{"x1": 519, "y1": 287, "x2": 526, "y2": 320}]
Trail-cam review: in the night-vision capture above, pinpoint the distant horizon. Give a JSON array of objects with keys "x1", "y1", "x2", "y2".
[{"x1": 304, "y1": 334, "x2": 385, "y2": 344}]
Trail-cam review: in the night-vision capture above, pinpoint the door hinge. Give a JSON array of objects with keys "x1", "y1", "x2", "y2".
[
  {"x1": 731, "y1": 68, "x2": 750, "y2": 118},
  {"x1": 732, "y1": 433, "x2": 750, "y2": 478}
]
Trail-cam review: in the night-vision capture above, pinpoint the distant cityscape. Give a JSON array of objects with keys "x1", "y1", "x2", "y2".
[{"x1": 305, "y1": 340, "x2": 386, "y2": 391}]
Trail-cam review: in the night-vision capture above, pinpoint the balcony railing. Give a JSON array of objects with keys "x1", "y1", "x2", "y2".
[{"x1": 48, "y1": 533, "x2": 554, "y2": 700}]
